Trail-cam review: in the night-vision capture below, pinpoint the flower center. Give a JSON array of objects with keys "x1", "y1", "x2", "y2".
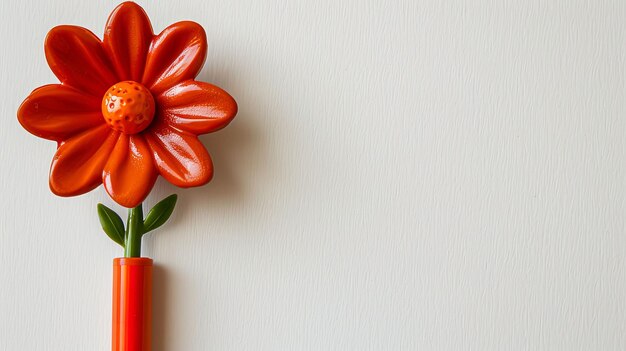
[{"x1": 102, "y1": 81, "x2": 155, "y2": 134}]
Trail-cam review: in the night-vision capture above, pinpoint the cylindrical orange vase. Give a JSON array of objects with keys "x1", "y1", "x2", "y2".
[{"x1": 112, "y1": 258, "x2": 152, "y2": 351}]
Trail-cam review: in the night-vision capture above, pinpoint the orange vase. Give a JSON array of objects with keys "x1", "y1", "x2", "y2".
[{"x1": 112, "y1": 258, "x2": 153, "y2": 351}]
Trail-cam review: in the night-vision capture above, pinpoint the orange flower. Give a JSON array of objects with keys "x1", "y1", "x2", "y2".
[{"x1": 17, "y1": 2, "x2": 237, "y2": 208}]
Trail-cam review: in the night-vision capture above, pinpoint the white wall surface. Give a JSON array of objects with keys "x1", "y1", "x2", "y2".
[{"x1": 1, "y1": 0, "x2": 625, "y2": 350}]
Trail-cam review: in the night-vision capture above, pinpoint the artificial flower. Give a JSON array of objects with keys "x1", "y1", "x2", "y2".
[{"x1": 18, "y1": 1, "x2": 237, "y2": 208}]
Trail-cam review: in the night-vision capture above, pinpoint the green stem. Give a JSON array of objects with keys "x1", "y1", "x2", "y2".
[{"x1": 124, "y1": 204, "x2": 144, "y2": 257}]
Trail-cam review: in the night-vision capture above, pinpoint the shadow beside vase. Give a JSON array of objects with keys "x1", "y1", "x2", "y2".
[{"x1": 152, "y1": 264, "x2": 169, "y2": 351}]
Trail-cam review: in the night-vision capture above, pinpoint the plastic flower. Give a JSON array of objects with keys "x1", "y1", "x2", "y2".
[{"x1": 17, "y1": 1, "x2": 237, "y2": 208}]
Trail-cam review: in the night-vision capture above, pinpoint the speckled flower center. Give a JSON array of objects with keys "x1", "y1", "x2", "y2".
[{"x1": 102, "y1": 81, "x2": 155, "y2": 134}]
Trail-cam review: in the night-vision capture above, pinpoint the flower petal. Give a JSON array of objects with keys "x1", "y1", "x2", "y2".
[
  {"x1": 45, "y1": 25, "x2": 118, "y2": 97},
  {"x1": 17, "y1": 85, "x2": 104, "y2": 142},
  {"x1": 142, "y1": 21, "x2": 207, "y2": 95},
  {"x1": 103, "y1": 134, "x2": 158, "y2": 208},
  {"x1": 103, "y1": 2, "x2": 154, "y2": 81},
  {"x1": 50, "y1": 124, "x2": 119, "y2": 197},
  {"x1": 144, "y1": 122, "x2": 213, "y2": 187},
  {"x1": 157, "y1": 80, "x2": 237, "y2": 135}
]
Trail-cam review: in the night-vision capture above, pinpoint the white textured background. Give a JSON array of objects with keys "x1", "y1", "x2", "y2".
[{"x1": 1, "y1": 0, "x2": 625, "y2": 350}]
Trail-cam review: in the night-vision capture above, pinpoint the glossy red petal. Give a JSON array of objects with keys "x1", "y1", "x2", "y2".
[
  {"x1": 103, "y1": 2, "x2": 154, "y2": 81},
  {"x1": 142, "y1": 21, "x2": 207, "y2": 95},
  {"x1": 17, "y1": 84, "x2": 104, "y2": 142},
  {"x1": 144, "y1": 122, "x2": 213, "y2": 187},
  {"x1": 45, "y1": 25, "x2": 118, "y2": 97},
  {"x1": 157, "y1": 80, "x2": 237, "y2": 135},
  {"x1": 50, "y1": 125, "x2": 120, "y2": 197},
  {"x1": 103, "y1": 134, "x2": 158, "y2": 208}
]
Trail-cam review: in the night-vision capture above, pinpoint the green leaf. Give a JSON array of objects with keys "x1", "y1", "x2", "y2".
[
  {"x1": 97, "y1": 203, "x2": 125, "y2": 247},
  {"x1": 143, "y1": 194, "x2": 178, "y2": 234}
]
